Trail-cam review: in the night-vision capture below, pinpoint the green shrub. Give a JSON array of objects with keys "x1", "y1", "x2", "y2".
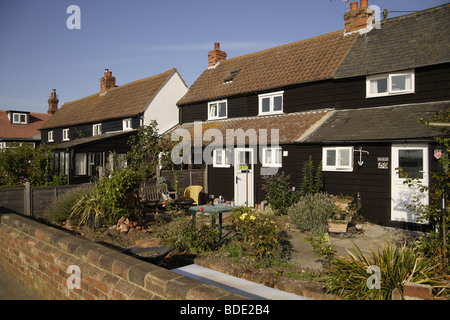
[
  {"x1": 288, "y1": 192, "x2": 335, "y2": 234},
  {"x1": 261, "y1": 172, "x2": 299, "y2": 215},
  {"x1": 44, "y1": 186, "x2": 93, "y2": 225},
  {"x1": 95, "y1": 167, "x2": 142, "y2": 225},
  {"x1": 326, "y1": 242, "x2": 443, "y2": 300},
  {"x1": 157, "y1": 215, "x2": 219, "y2": 254}
]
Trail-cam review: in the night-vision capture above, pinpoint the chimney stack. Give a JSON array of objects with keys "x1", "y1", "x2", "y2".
[
  {"x1": 100, "y1": 69, "x2": 116, "y2": 94},
  {"x1": 47, "y1": 89, "x2": 59, "y2": 115},
  {"x1": 208, "y1": 42, "x2": 227, "y2": 68},
  {"x1": 344, "y1": 0, "x2": 373, "y2": 34}
]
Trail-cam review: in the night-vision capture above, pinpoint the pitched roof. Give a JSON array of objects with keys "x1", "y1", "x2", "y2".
[
  {"x1": 335, "y1": 4, "x2": 450, "y2": 79},
  {"x1": 40, "y1": 68, "x2": 179, "y2": 130},
  {"x1": 0, "y1": 110, "x2": 50, "y2": 140},
  {"x1": 178, "y1": 31, "x2": 358, "y2": 105},
  {"x1": 303, "y1": 101, "x2": 449, "y2": 143},
  {"x1": 167, "y1": 109, "x2": 334, "y2": 147}
]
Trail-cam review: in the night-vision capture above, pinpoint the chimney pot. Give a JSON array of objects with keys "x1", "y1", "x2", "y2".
[
  {"x1": 100, "y1": 69, "x2": 116, "y2": 94},
  {"x1": 47, "y1": 89, "x2": 59, "y2": 115},
  {"x1": 208, "y1": 42, "x2": 227, "y2": 68},
  {"x1": 360, "y1": 0, "x2": 368, "y2": 8},
  {"x1": 350, "y1": 2, "x2": 358, "y2": 11}
]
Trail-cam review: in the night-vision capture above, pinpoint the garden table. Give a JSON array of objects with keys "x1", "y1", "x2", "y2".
[{"x1": 189, "y1": 203, "x2": 235, "y2": 239}]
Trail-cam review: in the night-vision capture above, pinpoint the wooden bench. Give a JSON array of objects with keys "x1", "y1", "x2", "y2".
[{"x1": 139, "y1": 184, "x2": 168, "y2": 213}]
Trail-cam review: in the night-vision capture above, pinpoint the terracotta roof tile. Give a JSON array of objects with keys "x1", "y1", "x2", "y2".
[
  {"x1": 0, "y1": 111, "x2": 50, "y2": 139},
  {"x1": 40, "y1": 68, "x2": 179, "y2": 130},
  {"x1": 168, "y1": 109, "x2": 334, "y2": 146},
  {"x1": 178, "y1": 31, "x2": 358, "y2": 105}
]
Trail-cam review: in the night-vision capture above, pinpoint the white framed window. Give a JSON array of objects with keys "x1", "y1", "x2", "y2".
[
  {"x1": 258, "y1": 91, "x2": 283, "y2": 115},
  {"x1": 366, "y1": 70, "x2": 414, "y2": 98},
  {"x1": 213, "y1": 148, "x2": 231, "y2": 167},
  {"x1": 322, "y1": 147, "x2": 353, "y2": 172},
  {"x1": 62, "y1": 129, "x2": 70, "y2": 141},
  {"x1": 12, "y1": 112, "x2": 28, "y2": 124},
  {"x1": 208, "y1": 100, "x2": 227, "y2": 120},
  {"x1": 93, "y1": 123, "x2": 102, "y2": 136},
  {"x1": 123, "y1": 118, "x2": 132, "y2": 131},
  {"x1": 48, "y1": 131, "x2": 54, "y2": 142},
  {"x1": 262, "y1": 147, "x2": 282, "y2": 167}
]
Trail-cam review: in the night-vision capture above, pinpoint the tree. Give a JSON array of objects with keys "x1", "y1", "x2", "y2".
[
  {"x1": 126, "y1": 121, "x2": 164, "y2": 181},
  {"x1": 0, "y1": 143, "x2": 56, "y2": 186}
]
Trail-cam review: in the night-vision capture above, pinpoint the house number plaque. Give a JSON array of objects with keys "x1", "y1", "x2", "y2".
[{"x1": 377, "y1": 157, "x2": 389, "y2": 169}]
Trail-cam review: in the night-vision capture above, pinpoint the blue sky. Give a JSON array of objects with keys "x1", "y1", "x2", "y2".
[{"x1": 0, "y1": 0, "x2": 446, "y2": 113}]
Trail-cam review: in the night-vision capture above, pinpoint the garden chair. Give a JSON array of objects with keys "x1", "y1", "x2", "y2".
[{"x1": 183, "y1": 185, "x2": 203, "y2": 205}]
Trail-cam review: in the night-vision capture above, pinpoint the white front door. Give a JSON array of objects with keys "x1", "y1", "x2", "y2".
[
  {"x1": 234, "y1": 148, "x2": 254, "y2": 207},
  {"x1": 391, "y1": 144, "x2": 429, "y2": 223}
]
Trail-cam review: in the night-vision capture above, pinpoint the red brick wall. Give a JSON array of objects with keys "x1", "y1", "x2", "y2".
[{"x1": 0, "y1": 213, "x2": 245, "y2": 300}]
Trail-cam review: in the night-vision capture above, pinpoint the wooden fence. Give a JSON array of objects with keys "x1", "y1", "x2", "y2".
[{"x1": 0, "y1": 183, "x2": 81, "y2": 219}]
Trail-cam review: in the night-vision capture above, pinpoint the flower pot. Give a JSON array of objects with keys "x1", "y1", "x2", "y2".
[
  {"x1": 344, "y1": 214, "x2": 353, "y2": 223},
  {"x1": 328, "y1": 220, "x2": 348, "y2": 233}
]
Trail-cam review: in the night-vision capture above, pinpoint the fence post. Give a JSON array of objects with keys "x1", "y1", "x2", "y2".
[{"x1": 24, "y1": 182, "x2": 32, "y2": 216}]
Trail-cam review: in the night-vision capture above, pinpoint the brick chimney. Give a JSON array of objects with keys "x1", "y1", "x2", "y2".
[
  {"x1": 344, "y1": 0, "x2": 373, "y2": 34},
  {"x1": 208, "y1": 42, "x2": 227, "y2": 68},
  {"x1": 100, "y1": 69, "x2": 116, "y2": 94},
  {"x1": 47, "y1": 89, "x2": 59, "y2": 115}
]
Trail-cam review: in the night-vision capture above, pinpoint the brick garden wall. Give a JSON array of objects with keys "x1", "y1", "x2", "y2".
[{"x1": 0, "y1": 213, "x2": 246, "y2": 300}]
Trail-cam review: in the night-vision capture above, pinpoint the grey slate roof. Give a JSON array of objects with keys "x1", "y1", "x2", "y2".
[
  {"x1": 303, "y1": 101, "x2": 449, "y2": 143},
  {"x1": 334, "y1": 4, "x2": 450, "y2": 79}
]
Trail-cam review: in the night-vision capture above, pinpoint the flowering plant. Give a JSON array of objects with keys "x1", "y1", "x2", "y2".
[{"x1": 232, "y1": 206, "x2": 284, "y2": 261}]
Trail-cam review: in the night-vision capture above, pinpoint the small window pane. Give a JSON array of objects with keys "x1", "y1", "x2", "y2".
[
  {"x1": 273, "y1": 96, "x2": 282, "y2": 111},
  {"x1": 399, "y1": 149, "x2": 423, "y2": 179},
  {"x1": 391, "y1": 75, "x2": 406, "y2": 91},
  {"x1": 219, "y1": 102, "x2": 227, "y2": 117},
  {"x1": 370, "y1": 78, "x2": 387, "y2": 94},
  {"x1": 326, "y1": 149, "x2": 336, "y2": 166},
  {"x1": 265, "y1": 149, "x2": 272, "y2": 164},
  {"x1": 338, "y1": 149, "x2": 350, "y2": 167},
  {"x1": 275, "y1": 148, "x2": 282, "y2": 164},
  {"x1": 262, "y1": 98, "x2": 270, "y2": 113}
]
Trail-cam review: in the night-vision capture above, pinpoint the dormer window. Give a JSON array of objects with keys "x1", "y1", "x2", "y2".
[
  {"x1": 258, "y1": 91, "x2": 283, "y2": 115},
  {"x1": 208, "y1": 100, "x2": 227, "y2": 120},
  {"x1": 7, "y1": 111, "x2": 29, "y2": 124},
  {"x1": 366, "y1": 70, "x2": 414, "y2": 98}
]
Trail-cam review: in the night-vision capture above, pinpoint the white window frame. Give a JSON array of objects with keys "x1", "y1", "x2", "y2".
[
  {"x1": 92, "y1": 123, "x2": 102, "y2": 136},
  {"x1": 123, "y1": 118, "x2": 132, "y2": 131},
  {"x1": 262, "y1": 147, "x2": 282, "y2": 167},
  {"x1": 62, "y1": 129, "x2": 70, "y2": 141},
  {"x1": 48, "y1": 131, "x2": 54, "y2": 142},
  {"x1": 208, "y1": 99, "x2": 228, "y2": 120},
  {"x1": 366, "y1": 70, "x2": 415, "y2": 98},
  {"x1": 12, "y1": 112, "x2": 28, "y2": 124},
  {"x1": 213, "y1": 148, "x2": 231, "y2": 168},
  {"x1": 258, "y1": 91, "x2": 284, "y2": 115},
  {"x1": 322, "y1": 147, "x2": 354, "y2": 172}
]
